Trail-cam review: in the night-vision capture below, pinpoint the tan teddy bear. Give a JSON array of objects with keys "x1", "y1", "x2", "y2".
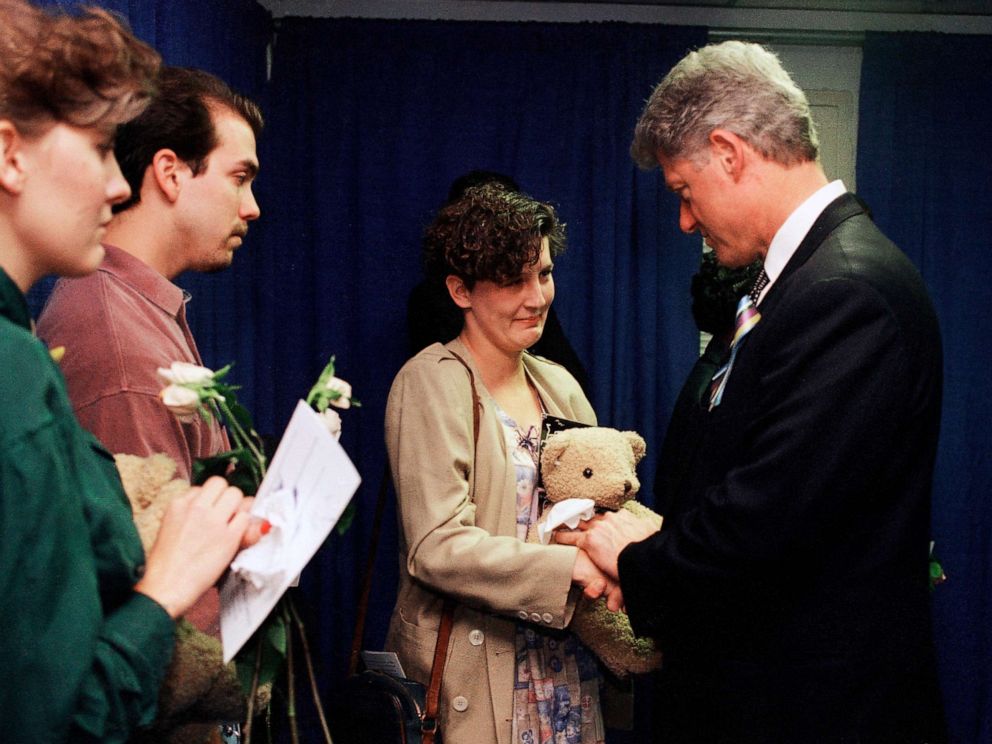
[
  {"x1": 115, "y1": 453, "x2": 267, "y2": 744},
  {"x1": 534, "y1": 427, "x2": 663, "y2": 679}
]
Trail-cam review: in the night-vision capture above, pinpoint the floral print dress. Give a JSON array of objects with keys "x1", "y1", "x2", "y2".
[{"x1": 497, "y1": 405, "x2": 605, "y2": 744}]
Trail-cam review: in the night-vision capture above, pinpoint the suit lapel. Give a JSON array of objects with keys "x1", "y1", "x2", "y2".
[
  {"x1": 767, "y1": 193, "x2": 867, "y2": 302},
  {"x1": 702, "y1": 193, "x2": 868, "y2": 412}
]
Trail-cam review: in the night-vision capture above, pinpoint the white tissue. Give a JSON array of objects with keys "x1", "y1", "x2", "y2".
[
  {"x1": 537, "y1": 498, "x2": 596, "y2": 545},
  {"x1": 230, "y1": 486, "x2": 298, "y2": 589}
]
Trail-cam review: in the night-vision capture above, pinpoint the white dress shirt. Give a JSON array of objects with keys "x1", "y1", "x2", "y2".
[{"x1": 757, "y1": 180, "x2": 847, "y2": 305}]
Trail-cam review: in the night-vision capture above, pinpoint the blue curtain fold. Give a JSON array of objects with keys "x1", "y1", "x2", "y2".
[{"x1": 858, "y1": 31, "x2": 992, "y2": 744}]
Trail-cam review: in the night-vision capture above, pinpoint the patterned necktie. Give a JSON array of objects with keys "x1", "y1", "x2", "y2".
[
  {"x1": 749, "y1": 268, "x2": 770, "y2": 305},
  {"x1": 708, "y1": 295, "x2": 761, "y2": 410}
]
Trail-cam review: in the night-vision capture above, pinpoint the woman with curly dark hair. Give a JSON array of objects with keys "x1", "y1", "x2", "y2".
[
  {"x1": 384, "y1": 184, "x2": 611, "y2": 743},
  {"x1": 0, "y1": 2, "x2": 260, "y2": 739}
]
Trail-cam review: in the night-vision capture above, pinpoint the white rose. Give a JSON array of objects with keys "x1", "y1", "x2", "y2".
[
  {"x1": 324, "y1": 376, "x2": 352, "y2": 409},
  {"x1": 157, "y1": 361, "x2": 215, "y2": 386},
  {"x1": 160, "y1": 384, "x2": 202, "y2": 421},
  {"x1": 319, "y1": 408, "x2": 342, "y2": 440}
]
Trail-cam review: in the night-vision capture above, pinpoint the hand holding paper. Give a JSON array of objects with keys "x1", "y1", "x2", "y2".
[{"x1": 220, "y1": 401, "x2": 361, "y2": 662}]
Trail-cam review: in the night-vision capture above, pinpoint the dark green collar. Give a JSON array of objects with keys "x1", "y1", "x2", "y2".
[{"x1": 0, "y1": 267, "x2": 31, "y2": 331}]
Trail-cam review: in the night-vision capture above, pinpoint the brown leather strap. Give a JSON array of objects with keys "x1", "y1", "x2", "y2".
[
  {"x1": 422, "y1": 350, "x2": 481, "y2": 741},
  {"x1": 447, "y1": 350, "x2": 481, "y2": 447},
  {"x1": 422, "y1": 598, "x2": 455, "y2": 743},
  {"x1": 352, "y1": 347, "x2": 482, "y2": 740}
]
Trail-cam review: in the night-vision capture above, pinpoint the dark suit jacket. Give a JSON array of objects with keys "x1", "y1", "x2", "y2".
[{"x1": 622, "y1": 194, "x2": 946, "y2": 742}]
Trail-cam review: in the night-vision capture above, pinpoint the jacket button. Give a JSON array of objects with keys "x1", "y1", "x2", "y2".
[
  {"x1": 518, "y1": 610, "x2": 529, "y2": 620},
  {"x1": 530, "y1": 612, "x2": 542, "y2": 623},
  {"x1": 541, "y1": 612, "x2": 554, "y2": 624},
  {"x1": 452, "y1": 695, "x2": 469, "y2": 712},
  {"x1": 469, "y1": 629, "x2": 485, "y2": 646}
]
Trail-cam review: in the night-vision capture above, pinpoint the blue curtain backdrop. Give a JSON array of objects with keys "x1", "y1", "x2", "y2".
[
  {"x1": 858, "y1": 31, "x2": 992, "y2": 744},
  {"x1": 250, "y1": 17, "x2": 706, "y2": 739}
]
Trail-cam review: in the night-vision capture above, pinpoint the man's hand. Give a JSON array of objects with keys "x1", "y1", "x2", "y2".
[
  {"x1": 556, "y1": 509, "x2": 661, "y2": 584},
  {"x1": 604, "y1": 583, "x2": 626, "y2": 614}
]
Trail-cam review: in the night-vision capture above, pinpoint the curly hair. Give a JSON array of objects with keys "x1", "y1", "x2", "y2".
[
  {"x1": 631, "y1": 41, "x2": 818, "y2": 169},
  {"x1": 0, "y1": 0, "x2": 160, "y2": 136},
  {"x1": 423, "y1": 183, "x2": 565, "y2": 288}
]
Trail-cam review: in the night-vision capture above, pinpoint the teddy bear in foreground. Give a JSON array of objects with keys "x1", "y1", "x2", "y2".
[
  {"x1": 116, "y1": 453, "x2": 267, "y2": 744},
  {"x1": 534, "y1": 426, "x2": 664, "y2": 679}
]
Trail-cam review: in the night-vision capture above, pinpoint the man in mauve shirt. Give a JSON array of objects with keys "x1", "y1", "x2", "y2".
[
  {"x1": 37, "y1": 67, "x2": 262, "y2": 639},
  {"x1": 38, "y1": 67, "x2": 261, "y2": 482}
]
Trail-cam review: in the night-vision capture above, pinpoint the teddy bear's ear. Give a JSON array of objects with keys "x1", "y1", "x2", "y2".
[
  {"x1": 624, "y1": 431, "x2": 647, "y2": 464},
  {"x1": 540, "y1": 430, "x2": 573, "y2": 474}
]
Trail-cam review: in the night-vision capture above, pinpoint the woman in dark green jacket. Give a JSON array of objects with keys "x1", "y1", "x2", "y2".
[{"x1": 0, "y1": 3, "x2": 258, "y2": 741}]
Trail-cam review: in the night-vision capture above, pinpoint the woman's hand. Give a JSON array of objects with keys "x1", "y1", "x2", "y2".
[
  {"x1": 236, "y1": 495, "x2": 271, "y2": 549},
  {"x1": 571, "y1": 549, "x2": 625, "y2": 612},
  {"x1": 135, "y1": 476, "x2": 255, "y2": 619}
]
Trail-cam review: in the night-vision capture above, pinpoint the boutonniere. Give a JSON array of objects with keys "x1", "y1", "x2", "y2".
[{"x1": 929, "y1": 541, "x2": 946, "y2": 591}]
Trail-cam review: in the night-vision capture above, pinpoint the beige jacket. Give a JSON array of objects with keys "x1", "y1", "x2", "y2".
[{"x1": 384, "y1": 338, "x2": 597, "y2": 744}]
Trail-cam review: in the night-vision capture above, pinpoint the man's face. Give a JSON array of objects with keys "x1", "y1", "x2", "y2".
[
  {"x1": 177, "y1": 109, "x2": 260, "y2": 273},
  {"x1": 658, "y1": 147, "x2": 760, "y2": 269}
]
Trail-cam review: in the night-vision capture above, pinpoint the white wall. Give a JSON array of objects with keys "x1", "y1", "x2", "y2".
[{"x1": 259, "y1": 0, "x2": 992, "y2": 36}]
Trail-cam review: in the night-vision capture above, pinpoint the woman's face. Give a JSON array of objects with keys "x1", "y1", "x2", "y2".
[
  {"x1": 456, "y1": 237, "x2": 555, "y2": 355},
  {"x1": 8, "y1": 120, "x2": 130, "y2": 287}
]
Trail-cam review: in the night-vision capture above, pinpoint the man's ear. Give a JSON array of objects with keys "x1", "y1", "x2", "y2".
[
  {"x1": 709, "y1": 128, "x2": 747, "y2": 182},
  {"x1": 0, "y1": 120, "x2": 27, "y2": 195},
  {"x1": 446, "y1": 274, "x2": 472, "y2": 310},
  {"x1": 149, "y1": 149, "x2": 186, "y2": 203}
]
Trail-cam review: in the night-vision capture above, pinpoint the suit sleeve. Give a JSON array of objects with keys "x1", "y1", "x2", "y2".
[
  {"x1": 386, "y1": 358, "x2": 580, "y2": 627},
  {"x1": 620, "y1": 276, "x2": 920, "y2": 637}
]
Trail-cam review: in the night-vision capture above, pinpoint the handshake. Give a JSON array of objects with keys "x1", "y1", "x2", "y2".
[{"x1": 531, "y1": 426, "x2": 663, "y2": 677}]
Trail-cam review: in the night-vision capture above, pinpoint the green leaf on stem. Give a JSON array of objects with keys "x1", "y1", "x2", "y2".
[
  {"x1": 335, "y1": 501, "x2": 356, "y2": 535},
  {"x1": 191, "y1": 448, "x2": 262, "y2": 495},
  {"x1": 306, "y1": 356, "x2": 336, "y2": 409},
  {"x1": 225, "y1": 461, "x2": 262, "y2": 496},
  {"x1": 228, "y1": 400, "x2": 257, "y2": 438},
  {"x1": 236, "y1": 608, "x2": 289, "y2": 694},
  {"x1": 192, "y1": 452, "x2": 236, "y2": 485}
]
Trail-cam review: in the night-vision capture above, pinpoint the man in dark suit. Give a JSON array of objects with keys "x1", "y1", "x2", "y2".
[{"x1": 559, "y1": 40, "x2": 945, "y2": 742}]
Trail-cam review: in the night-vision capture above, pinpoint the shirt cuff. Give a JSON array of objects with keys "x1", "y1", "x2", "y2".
[{"x1": 103, "y1": 591, "x2": 176, "y2": 683}]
